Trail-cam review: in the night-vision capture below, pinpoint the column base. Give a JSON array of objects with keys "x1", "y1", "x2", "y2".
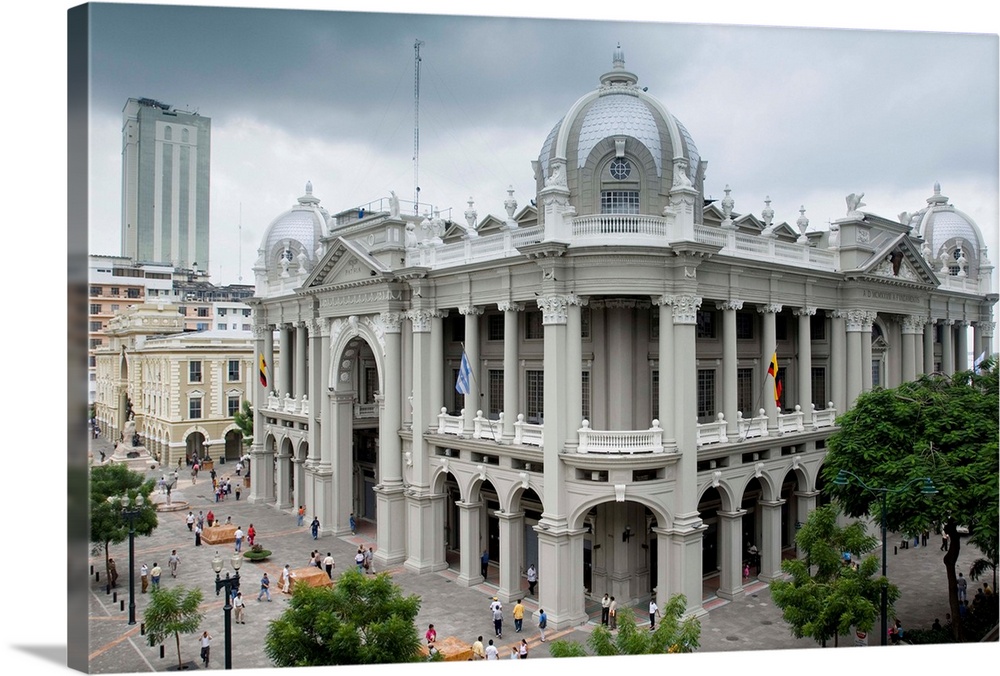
[
  {"x1": 715, "y1": 586, "x2": 746, "y2": 602},
  {"x1": 455, "y1": 573, "x2": 485, "y2": 588}
]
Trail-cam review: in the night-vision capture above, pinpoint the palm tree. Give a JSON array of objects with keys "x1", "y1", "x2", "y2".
[{"x1": 143, "y1": 587, "x2": 204, "y2": 669}]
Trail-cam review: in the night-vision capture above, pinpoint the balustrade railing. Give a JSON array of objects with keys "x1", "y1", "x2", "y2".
[
  {"x1": 736, "y1": 409, "x2": 769, "y2": 440},
  {"x1": 696, "y1": 413, "x2": 729, "y2": 446},
  {"x1": 354, "y1": 402, "x2": 378, "y2": 418},
  {"x1": 572, "y1": 214, "x2": 668, "y2": 238},
  {"x1": 473, "y1": 411, "x2": 503, "y2": 440},
  {"x1": 812, "y1": 402, "x2": 837, "y2": 429},
  {"x1": 777, "y1": 405, "x2": 805, "y2": 434},
  {"x1": 513, "y1": 414, "x2": 544, "y2": 447},
  {"x1": 437, "y1": 407, "x2": 464, "y2": 435},
  {"x1": 576, "y1": 419, "x2": 664, "y2": 454}
]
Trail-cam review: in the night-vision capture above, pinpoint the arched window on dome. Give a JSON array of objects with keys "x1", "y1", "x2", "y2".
[{"x1": 600, "y1": 156, "x2": 640, "y2": 215}]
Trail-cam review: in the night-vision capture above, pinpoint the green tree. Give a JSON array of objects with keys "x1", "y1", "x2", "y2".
[
  {"x1": 822, "y1": 366, "x2": 999, "y2": 641},
  {"x1": 143, "y1": 586, "x2": 205, "y2": 669},
  {"x1": 264, "y1": 570, "x2": 423, "y2": 666},
  {"x1": 233, "y1": 399, "x2": 254, "y2": 447},
  {"x1": 770, "y1": 504, "x2": 896, "y2": 646},
  {"x1": 549, "y1": 594, "x2": 700, "y2": 657},
  {"x1": 89, "y1": 463, "x2": 158, "y2": 583}
]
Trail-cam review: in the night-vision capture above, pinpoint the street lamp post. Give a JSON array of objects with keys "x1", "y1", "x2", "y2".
[
  {"x1": 212, "y1": 551, "x2": 242, "y2": 670},
  {"x1": 833, "y1": 470, "x2": 937, "y2": 646},
  {"x1": 109, "y1": 494, "x2": 145, "y2": 625}
]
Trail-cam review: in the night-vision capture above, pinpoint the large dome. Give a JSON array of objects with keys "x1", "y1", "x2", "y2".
[
  {"x1": 537, "y1": 46, "x2": 702, "y2": 193},
  {"x1": 912, "y1": 183, "x2": 988, "y2": 278},
  {"x1": 254, "y1": 182, "x2": 330, "y2": 292}
]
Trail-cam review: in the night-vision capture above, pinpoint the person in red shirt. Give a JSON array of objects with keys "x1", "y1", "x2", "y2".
[
  {"x1": 247, "y1": 524, "x2": 256, "y2": 546},
  {"x1": 206, "y1": 510, "x2": 215, "y2": 527},
  {"x1": 425, "y1": 624, "x2": 437, "y2": 644}
]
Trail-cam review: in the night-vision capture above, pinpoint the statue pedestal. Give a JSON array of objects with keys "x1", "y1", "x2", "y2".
[{"x1": 110, "y1": 443, "x2": 157, "y2": 471}]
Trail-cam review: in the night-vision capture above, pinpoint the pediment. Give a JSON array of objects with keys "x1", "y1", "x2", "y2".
[
  {"x1": 303, "y1": 237, "x2": 389, "y2": 289},
  {"x1": 858, "y1": 233, "x2": 939, "y2": 286}
]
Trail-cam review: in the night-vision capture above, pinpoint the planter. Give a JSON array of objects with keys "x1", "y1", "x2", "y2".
[{"x1": 242, "y1": 550, "x2": 272, "y2": 562}]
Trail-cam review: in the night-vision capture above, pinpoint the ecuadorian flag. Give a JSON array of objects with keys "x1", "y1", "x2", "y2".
[
  {"x1": 766, "y1": 352, "x2": 782, "y2": 407},
  {"x1": 259, "y1": 353, "x2": 269, "y2": 388}
]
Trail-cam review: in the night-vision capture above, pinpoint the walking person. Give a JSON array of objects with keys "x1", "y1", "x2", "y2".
[
  {"x1": 538, "y1": 608, "x2": 547, "y2": 642},
  {"x1": 247, "y1": 524, "x2": 256, "y2": 547},
  {"x1": 355, "y1": 548, "x2": 365, "y2": 572},
  {"x1": 425, "y1": 623, "x2": 437, "y2": 644},
  {"x1": 280, "y1": 565, "x2": 293, "y2": 594},
  {"x1": 186, "y1": 512, "x2": 195, "y2": 531},
  {"x1": 649, "y1": 597, "x2": 661, "y2": 630},
  {"x1": 140, "y1": 563, "x2": 149, "y2": 593},
  {"x1": 481, "y1": 549, "x2": 490, "y2": 579},
  {"x1": 349, "y1": 512, "x2": 356, "y2": 535},
  {"x1": 196, "y1": 511, "x2": 205, "y2": 530},
  {"x1": 513, "y1": 598, "x2": 524, "y2": 633},
  {"x1": 957, "y1": 572, "x2": 968, "y2": 601},
  {"x1": 601, "y1": 593, "x2": 610, "y2": 626},
  {"x1": 108, "y1": 558, "x2": 118, "y2": 588},
  {"x1": 168, "y1": 550, "x2": 181, "y2": 578},
  {"x1": 485, "y1": 639, "x2": 498, "y2": 660},
  {"x1": 199, "y1": 631, "x2": 212, "y2": 667},
  {"x1": 235, "y1": 483, "x2": 241, "y2": 501},
  {"x1": 941, "y1": 528, "x2": 950, "y2": 551},
  {"x1": 233, "y1": 592, "x2": 246, "y2": 624},
  {"x1": 206, "y1": 510, "x2": 215, "y2": 527},
  {"x1": 194, "y1": 523, "x2": 202, "y2": 547},
  {"x1": 363, "y1": 546, "x2": 374, "y2": 574},
  {"x1": 472, "y1": 636, "x2": 485, "y2": 660},
  {"x1": 526, "y1": 564, "x2": 537, "y2": 596},
  {"x1": 297, "y1": 506, "x2": 305, "y2": 527},
  {"x1": 310, "y1": 516, "x2": 320, "y2": 540},
  {"x1": 257, "y1": 572, "x2": 271, "y2": 602},
  {"x1": 150, "y1": 562, "x2": 162, "y2": 591},
  {"x1": 234, "y1": 526, "x2": 244, "y2": 552},
  {"x1": 324, "y1": 552, "x2": 335, "y2": 578},
  {"x1": 609, "y1": 596, "x2": 618, "y2": 630},
  {"x1": 490, "y1": 597, "x2": 504, "y2": 638},
  {"x1": 519, "y1": 638, "x2": 528, "y2": 659}
]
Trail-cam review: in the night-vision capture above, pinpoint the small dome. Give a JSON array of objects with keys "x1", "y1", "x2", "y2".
[
  {"x1": 257, "y1": 182, "x2": 329, "y2": 282},
  {"x1": 915, "y1": 183, "x2": 987, "y2": 277}
]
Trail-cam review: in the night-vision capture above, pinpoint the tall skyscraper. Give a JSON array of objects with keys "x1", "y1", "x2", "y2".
[{"x1": 121, "y1": 97, "x2": 211, "y2": 270}]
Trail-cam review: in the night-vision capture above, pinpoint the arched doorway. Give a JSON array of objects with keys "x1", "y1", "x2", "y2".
[
  {"x1": 740, "y1": 477, "x2": 765, "y2": 578},
  {"x1": 185, "y1": 431, "x2": 206, "y2": 464},
  {"x1": 224, "y1": 429, "x2": 243, "y2": 462}
]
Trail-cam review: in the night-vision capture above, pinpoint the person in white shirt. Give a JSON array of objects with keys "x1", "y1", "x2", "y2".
[
  {"x1": 234, "y1": 527, "x2": 244, "y2": 552},
  {"x1": 233, "y1": 592, "x2": 246, "y2": 624},
  {"x1": 199, "y1": 631, "x2": 212, "y2": 667},
  {"x1": 649, "y1": 599, "x2": 661, "y2": 630},
  {"x1": 485, "y1": 639, "x2": 499, "y2": 660},
  {"x1": 323, "y1": 553, "x2": 335, "y2": 578}
]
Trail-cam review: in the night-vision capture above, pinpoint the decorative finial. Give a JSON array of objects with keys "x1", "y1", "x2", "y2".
[
  {"x1": 305, "y1": 181, "x2": 312, "y2": 195},
  {"x1": 613, "y1": 43, "x2": 625, "y2": 69},
  {"x1": 796, "y1": 206, "x2": 810, "y2": 243},
  {"x1": 720, "y1": 185, "x2": 736, "y2": 230},
  {"x1": 761, "y1": 196, "x2": 774, "y2": 228}
]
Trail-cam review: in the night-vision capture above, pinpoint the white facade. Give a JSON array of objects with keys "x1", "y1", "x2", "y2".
[{"x1": 246, "y1": 51, "x2": 997, "y2": 627}]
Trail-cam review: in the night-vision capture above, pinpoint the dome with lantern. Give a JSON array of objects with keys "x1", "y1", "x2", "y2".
[
  {"x1": 909, "y1": 183, "x2": 990, "y2": 279},
  {"x1": 535, "y1": 45, "x2": 704, "y2": 221},
  {"x1": 254, "y1": 181, "x2": 330, "y2": 294}
]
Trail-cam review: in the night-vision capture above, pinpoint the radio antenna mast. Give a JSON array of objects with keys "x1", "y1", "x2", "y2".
[
  {"x1": 238, "y1": 202, "x2": 243, "y2": 283},
  {"x1": 413, "y1": 39, "x2": 424, "y2": 215}
]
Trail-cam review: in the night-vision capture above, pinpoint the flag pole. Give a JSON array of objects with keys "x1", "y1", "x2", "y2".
[
  {"x1": 740, "y1": 354, "x2": 778, "y2": 443},
  {"x1": 458, "y1": 342, "x2": 501, "y2": 445}
]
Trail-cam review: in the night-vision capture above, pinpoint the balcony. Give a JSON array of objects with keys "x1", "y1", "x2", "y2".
[
  {"x1": 694, "y1": 225, "x2": 838, "y2": 272},
  {"x1": 696, "y1": 403, "x2": 838, "y2": 447}
]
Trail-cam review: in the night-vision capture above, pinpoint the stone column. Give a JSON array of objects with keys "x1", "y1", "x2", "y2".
[
  {"x1": 249, "y1": 322, "x2": 274, "y2": 504},
  {"x1": 606, "y1": 299, "x2": 635, "y2": 430},
  {"x1": 941, "y1": 319, "x2": 955, "y2": 375},
  {"x1": 498, "y1": 302, "x2": 523, "y2": 441},
  {"x1": 327, "y1": 391, "x2": 353, "y2": 537},
  {"x1": 861, "y1": 312, "x2": 875, "y2": 392},
  {"x1": 717, "y1": 301, "x2": 742, "y2": 438},
  {"x1": 535, "y1": 525, "x2": 589, "y2": 629},
  {"x1": 375, "y1": 312, "x2": 406, "y2": 566},
  {"x1": 274, "y1": 437, "x2": 292, "y2": 510},
  {"x1": 758, "y1": 304, "x2": 782, "y2": 429},
  {"x1": 280, "y1": 324, "x2": 293, "y2": 397},
  {"x1": 794, "y1": 307, "x2": 815, "y2": 425},
  {"x1": 974, "y1": 320, "x2": 995, "y2": 364},
  {"x1": 459, "y1": 305, "x2": 483, "y2": 433},
  {"x1": 653, "y1": 296, "x2": 676, "y2": 450},
  {"x1": 455, "y1": 500, "x2": 484, "y2": 586},
  {"x1": 537, "y1": 294, "x2": 571, "y2": 519},
  {"x1": 829, "y1": 311, "x2": 847, "y2": 413},
  {"x1": 923, "y1": 319, "x2": 936, "y2": 374},
  {"x1": 497, "y1": 510, "x2": 526, "y2": 603},
  {"x1": 671, "y1": 293, "x2": 707, "y2": 616},
  {"x1": 955, "y1": 320, "x2": 969, "y2": 371},
  {"x1": 716, "y1": 509, "x2": 747, "y2": 601},
  {"x1": 914, "y1": 321, "x2": 925, "y2": 378},
  {"x1": 845, "y1": 311, "x2": 865, "y2": 406},
  {"x1": 566, "y1": 297, "x2": 586, "y2": 448},
  {"x1": 295, "y1": 321, "x2": 308, "y2": 400},
  {"x1": 307, "y1": 319, "x2": 328, "y2": 466},
  {"x1": 757, "y1": 499, "x2": 785, "y2": 582},
  {"x1": 430, "y1": 310, "x2": 446, "y2": 424},
  {"x1": 901, "y1": 315, "x2": 922, "y2": 383}
]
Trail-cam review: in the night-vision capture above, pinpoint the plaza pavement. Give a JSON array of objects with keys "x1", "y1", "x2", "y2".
[{"x1": 86, "y1": 433, "x2": 990, "y2": 672}]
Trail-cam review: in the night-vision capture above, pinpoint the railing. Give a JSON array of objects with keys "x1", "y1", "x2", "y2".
[
  {"x1": 777, "y1": 405, "x2": 805, "y2": 434},
  {"x1": 354, "y1": 402, "x2": 378, "y2": 419},
  {"x1": 736, "y1": 409, "x2": 769, "y2": 440},
  {"x1": 437, "y1": 407, "x2": 464, "y2": 436},
  {"x1": 572, "y1": 214, "x2": 668, "y2": 238},
  {"x1": 513, "y1": 414, "x2": 544, "y2": 447},
  {"x1": 405, "y1": 226, "x2": 544, "y2": 270},
  {"x1": 577, "y1": 419, "x2": 664, "y2": 454},
  {"x1": 694, "y1": 225, "x2": 838, "y2": 271},
  {"x1": 473, "y1": 411, "x2": 503, "y2": 441},
  {"x1": 696, "y1": 413, "x2": 729, "y2": 446},
  {"x1": 812, "y1": 402, "x2": 837, "y2": 429}
]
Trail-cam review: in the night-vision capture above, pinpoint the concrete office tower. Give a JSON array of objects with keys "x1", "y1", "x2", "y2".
[{"x1": 121, "y1": 97, "x2": 211, "y2": 270}]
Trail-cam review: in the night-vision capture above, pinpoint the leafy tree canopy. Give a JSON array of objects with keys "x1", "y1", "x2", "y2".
[
  {"x1": 143, "y1": 586, "x2": 204, "y2": 669},
  {"x1": 233, "y1": 399, "x2": 253, "y2": 447},
  {"x1": 90, "y1": 462, "x2": 158, "y2": 548},
  {"x1": 264, "y1": 570, "x2": 423, "y2": 666},
  {"x1": 770, "y1": 504, "x2": 897, "y2": 646},
  {"x1": 549, "y1": 594, "x2": 700, "y2": 657}
]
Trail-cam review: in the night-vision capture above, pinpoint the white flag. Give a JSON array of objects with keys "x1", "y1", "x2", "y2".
[
  {"x1": 455, "y1": 352, "x2": 472, "y2": 395},
  {"x1": 972, "y1": 351, "x2": 986, "y2": 371}
]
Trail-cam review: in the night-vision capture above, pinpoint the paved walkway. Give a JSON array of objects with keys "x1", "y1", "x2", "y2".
[{"x1": 86, "y1": 434, "x2": 989, "y2": 671}]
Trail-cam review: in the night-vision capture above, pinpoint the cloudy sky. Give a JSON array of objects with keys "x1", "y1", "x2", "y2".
[{"x1": 81, "y1": 1, "x2": 998, "y2": 292}]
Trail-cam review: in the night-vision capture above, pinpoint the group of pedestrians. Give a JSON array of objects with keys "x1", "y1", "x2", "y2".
[{"x1": 600, "y1": 593, "x2": 619, "y2": 630}]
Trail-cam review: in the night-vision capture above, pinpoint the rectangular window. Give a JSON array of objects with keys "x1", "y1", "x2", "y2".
[
  {"x1": 810, "y1": 313, "x2": 826, "y2": 341},
  {"x1": 90, "y1": 304, "x2": 101, "y2": 315},
  {"x1": 90, "y1": 286, "x2": 101, "y2": 296},
  {"x1": 651, "y1": 370, "x2": 659, "y2": 420},
  {"x1": 525, "y1": 310, "x2": 543, "y2": 340},
  {"x1": 696, "y1": 310, "x2": 716, "y2": 339},
  {"x1": 811, "y1": 367, "x2": 827, "y2": 410},
  {"x1": 197, "y1": 307, "x2": 210, "y2": 317},
  {"x1": 737, "y1": 367, "x2": 754, "y2": 417},
  {"x1": 488, "y1": 370, "x2": 503, "y2": 418},
  {"x1": 217, "y1": 323, "x2": 226, "y2": 331},
  {"x1": 580, "y1": 307, "x2": 591, "y2": 339},
  {"x1": 243, "y1": 308, "x2": 251, "y2": 317},
  {"x1": 178, "y1": 306, "x2": 187, "y2": 315},
  {"x1": 110, "y1": 287, "x2": 120, "y2": 296},
  {"x1": 219, "y1": 308, "x2": 227, "y2": 316},
  {"x1": 126, "y1": 288, "x2": 141, "y2": 299},
  {"x1": 526, "y1": 370, "x2": 544, "y2": 423},
  {"x1": 196, "y1": 323, "x2": 209, "y2": 331},
  {"x1": 89, "y1": 321, "x2": 103, "y2": 332},
  {"x1": 228, "y1": 359, "x2": 240, "y2": 382},
  {"x1": 189, "y1": 361, "x2": 202, "y2": 383},
  {"x1": 871, "y1": 360, "x2": 882, "y2": 389},
  {"x1": 242, "y1": 324, "x2": 251, "y2": 331},
  {"x1": 90, "y1": 338, "x2": 102, "y2": 349},
  {"x1": 88, "y1": 355, "x2": 96, "y2": 367},
  {"x1": 365, "y1": 367, "x2": 379, "y2": 403},
  {"x1": 600, "y1": 190, "x2": 640, "y2": 214},
  {"x1": 650, "y1": 308, "x2": 659, "y2": 340},
  {"x1": 227, "y1": 395, "x2": 241, "y2": 417},
  {"x1": 736, "y1": 311, "x2": 754, "y2": 340},
  {"x1": 189, "y1": 397, "x2": 202, "y2": 419},
  {"x1": 697, "y1": 369, "x2": 716, "y2": 421},
  {"x1": 110, "y1": 304, "x2": 120, "y2": 313},
  {"x1": 487, "y1": 314, "x2": 504, "y2": 341},
  {"x1": 581, "y1": 371, "x2": 591, "y2": 422}
]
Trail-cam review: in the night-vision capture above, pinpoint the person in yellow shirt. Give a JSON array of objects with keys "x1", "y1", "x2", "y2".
[
  {"x1": 472, "y1": 635, "x2": 486, "y2": 660},
  {"x1": 512, "y1": 599, "x2": 525, "y2": 633}
]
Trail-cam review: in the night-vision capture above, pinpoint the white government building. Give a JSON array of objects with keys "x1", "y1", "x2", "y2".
[{"x1": 246, "y1": 49, "x2": 996, "y2": 627}]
